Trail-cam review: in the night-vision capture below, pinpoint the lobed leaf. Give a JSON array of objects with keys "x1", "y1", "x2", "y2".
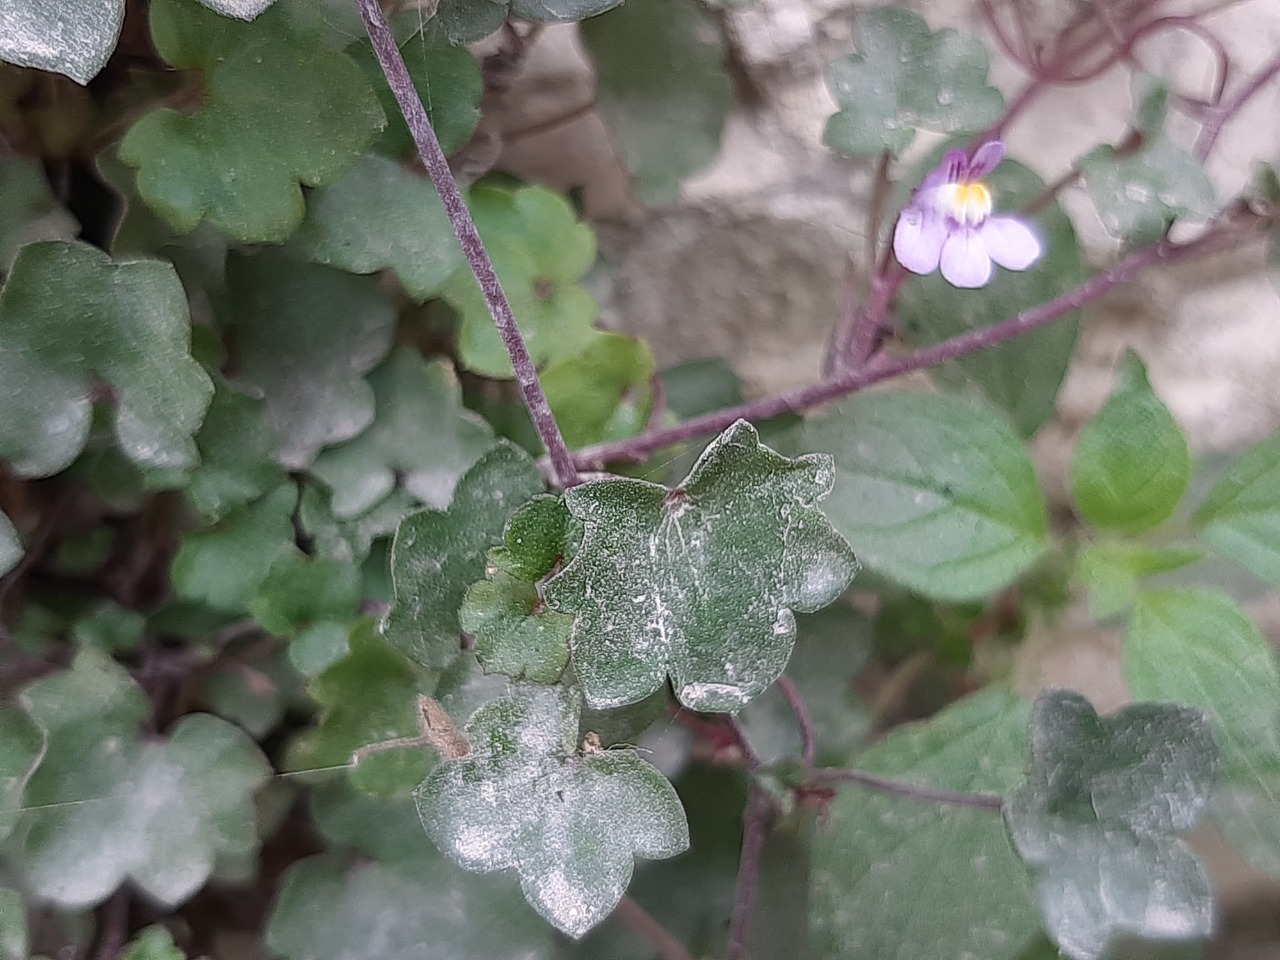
[
  {"x1": 1193, "y1": 429, "x2": 1280, "y2": 585},
  {"x1": 0, "y1": 705, "x2": 45, "y2": 842},
  {"x1": 544, "y1": 420, "x2": 858, "y2": 711},
  {"x1": 417, "y1": 682, "x2": 689, "y2": 937},
  {"x1": 0, "y1": 511, "x2": 20, "y2": 579},
  {"x1": 460, "y1": 572, "x2": 573, "y2": 683},
  {"x1": 542, "y1": 334, "x2": 655, "y2": 449},
  {"x1": 0, "y1": 0, "x2": 124, "y2": 84},
  {"x1": 187, "y1": 377, "x2": 286, "y2": 521}
]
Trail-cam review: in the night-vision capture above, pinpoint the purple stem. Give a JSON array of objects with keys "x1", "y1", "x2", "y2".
[
  {"x1": 808, "y1": 768, "x2": 1004, "y2": 811},
  {"x1": 726, "y1": 787, "x2": 771, "y2": 960},
  {"x1": 1196, "y1": 51, "x2": 1280, "y2": 161},
  {"x1": 354, "y1": 0, "x2": 580, "y2": 489},
  {"x1": 565, "y1": 216, "x2": 1257, "y2": 469},
  {"x1": 775, "y1": 676, "x2": 816, "y2": 768}
]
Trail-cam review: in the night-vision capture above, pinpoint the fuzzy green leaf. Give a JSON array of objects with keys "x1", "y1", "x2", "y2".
[
  {"x1": 811, "y1": 689, "x2": 1039, "y2": 960},
  {"x1": 802, "y1": 390, "x2": 1048, "y2": 601},
  {"x1": 198, "y1": 0, "x2": 275, "y2": 18},
  {"x1": 460, "y1": 572, "x2": 573, "y2": 682},
  {"x1": 488, "y1": 494, "x2": 575, "y2": 582},
  {"x1": 222, "y1": 251, "x2": 395, "y2": 469},
  {"x1": 0, "y1": 704, "x2": 44, "y2": 841},
  {"x1": 310, "y1": 349, "x2": 493, "y2": 518},
  {"x1": 418, "y1": 682, "x2": 688, "y2": 937},
  {"x1": 1007, "y1": 691, "x2": 1218, "y2": 960},
  {"x1": 187, "y1": 377, "x2": 286, "y2": 520},
  {"x1": 1193, "y1": 430, "x2": 1280, "y2": 585},
  {"x1": 542, "y1": 334, "x2": 655, "y2": 448},
  {"x1": 249, "y1": 553, "x2": 360, "y2": 638},
  {"x1": 1072, "y1": 351, "x2": 1190, "y2": 533},
  {"x1": 384, "y1": 442, "x2": 546, "y2": 670},
  {"x1": 0, "y1": 888, "x2": 26, "y2": 960},
  {"x1": 16, "y1": 648, "x2": 270, "y2": 907},
  {"x1": 823, "y1": 7, "x2": 1003, "y2": 157},
  {"x1": 544, "y1": 420, "x2": 858, "y2": 711},
  {"x1": 0, "y1": 241, "x2": 213, "y2": 478},
  {"x1": 119, "y1": 0, "x2": 382, "y2": 242},
  {"x1": 0, "y1": 0, "x2": 123, "y2": 83}
]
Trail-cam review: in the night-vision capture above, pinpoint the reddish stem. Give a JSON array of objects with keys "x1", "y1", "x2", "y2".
[
  {"x1": 1196, "y1": 51, "x2": 1280, "y2": 161},
  {"x1": 726, "y1": 787, "x2": 771, "y2": 960},
  {"x1": 776, "y1": 675, "x2": 817, "y2": 767},
  {"x1": 807, "y1": 768, "x2": 1004, "y2": 811}
]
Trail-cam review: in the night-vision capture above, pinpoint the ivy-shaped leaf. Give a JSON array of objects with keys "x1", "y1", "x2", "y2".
[
  {"x1": 310, "y1": 349, "x2": 493, "y2": 519},
  {"x1": 542, "y1": 334, "x2": 655, "y2": 448},
  {"x1": 580, "y1": 0, "x2": 733, "y2": 205},
  {"x1": 384, "y1": 442, "x2": 546, "y2": 670},
  {"x1": 0, "y1": 510, "x2": 21, "y2": 579},
  {"x1": 460, "y1": 571, "x2": 573, "y2": 683},
  {"x1": 544, "y1": 420, "x2": 858, "y2": 711},
  {"x1": 446, "y1": 183, "x2": 600, "y2": 378},
  {"x1": 0, "y1": 153, "x2": 78, "y2": 269},
  {"x1": 16, "y1": 648, "x2": 271, "y2": 907},
  {"x1": 0, "y1": 704, "x2": 45, "y2": 841},
  {"x1": 801, "y1": 389, "x2": 1048, "y2": 601},
  {"x1": 417, "y1": 682, "x2": 689, "y2": 937},
  {"x1": 293, "y1": 155, "x2": 464, "y2": 301},
  {"x1": 488, "y1": 494, "x2": 576, "y2": 582},
  {"x1": 0, "y1": 0, "x2": 124, "y2": 84},
  {"x1": 1006, "y1": 690, "x2": 1219, "y2": 960},
  {"x1": 1072, "y1": 351, "x2": 1190, "y2": 532},
  {"x1": 0, "y1": 241, "x2": 213, "y2": 478},
  {"x1": 811, "y1": 689, "x2": 1040, "y2": 960},
  {"x1": 823, "y1": 7, "x2": 1003, "y2": 157},
  {"x1": 187, "y1": 377, "x2": 286, "y2": 521},
  {"x1": 897, "y1": 156, "x2": 1086, "y2": 438},
  {"x1": 222, "y1": 251, "x2": 395, "y2": 469},
  {"x1": 1193, "y1": 429, "x2": 1280, "y2": 585},
  {"x1": 119, "y1": 0, "x2": 382, "y2": 242}
]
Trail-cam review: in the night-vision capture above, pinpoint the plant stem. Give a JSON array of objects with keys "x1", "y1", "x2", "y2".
[
  {"x1": 724, "y1": 714, "x2": 762, "y2": 771},
  {"x1": 614, "y1": 896, "x2": 695, "y2": 960},
  {"x1": 726, "y1": 787, "x2": 771, "y2": 960},
  {"x1": 354, "y1": 0, "x2": 580, "y2": 490},
  {"x1": 1196, "y1": 51, "x2": 1280, "y2": 161},
  {"x1": 564, "y1": 214, "x2": 1259, "y2": 469},
  {"x1": 775, "y1": 676, "x2": 816, "y2": 768},
  {"x1": 808, "y1": 767, "x2": 1004, "y2": 811}
]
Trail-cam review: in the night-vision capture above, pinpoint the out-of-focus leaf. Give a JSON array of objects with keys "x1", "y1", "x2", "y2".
[
  {"x1": 222, "y1": 251, "x2": 395, "y2": 469},
  {"x1": 384, "y1": 442, "x2": 545, "y2": 669},
  {"x1": 120, "y1": 0, "x2": 382, "y2": 242},
  {"x1": 1193, "y1": 429, "x2": 1280, "y2": 586},
  {"x1": 16, "y1": 648, "x2": 270, "y2": 907},
  {"x1": 198, "y1": 0, "x2": 276, "y2": 19},
  {"x1": 545, "y1": 420, "x2": 858, "y2": 711},
  {"x1": 823, "y1": 7, "x2": 1002, "y2": 157},
  {"x1": 187, "y1": 377, "x2": 286, "y2": 520},
  {"x1": 1072, "y1": 351, "x2": 1190, "y2": 533},
  {"x1": 0, "y1": 0, "x2": 124, "y2": 84},
  {"x1": 70, "y1": 600, "x2": 145, "y2": 652},
  {"x1": 249, "y1": 553, "x2": 360, "y2": 638},
  {"x1": 0, "y1": 887, "x2": 26, "y2": 960},
  {"x1": 1075, "y1": 541, "x2": 1201, "y2": 618},
  {"x1": 418, "y1": 682, "x2": 689, "y2": 937},
  {"x1": 580, "y1": 0, "x2": 732, "y2": 204},
  {"x1": 310, "y1": 349, "x2": 493, "y2": 518},
  {"x1": 0, "y1": 241, "x2": 213, "y2": 478},
  {"x1": 0, "y1": 511, "x2": 20, "y2": 579},
  {"x1": 0, "y1": 705, "x2": 45, "y2": 841},
  {"x1": 0, "y1": 153, "x2": 77, "y2": 269},
  {"x1": 120, "y1": 926, "x2": 185, "y2": 960},
  {"x1": 811, "y1": 688, "x2": 1039, "y2": 960},
  {"x1": 433, "y1": 0, "x2": 623, "y2": 43},
  {"x1": 802, "y1": 389, "x2": 1048, "y2": 600},
  {"x1": 542, "y1": 334, "x2": 655, "y2": 448},
  {"x1": 1006, "y1": 691, "x2": 1218, "y2": 960}
]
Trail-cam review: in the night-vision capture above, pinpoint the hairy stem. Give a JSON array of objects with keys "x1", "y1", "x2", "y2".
[
  {"x1": 808, "y1": 767, "x2": 1004, "y2": 811},
  {"x1": 564, "y1": 214, "x2": 1260, "y2": 469},
  {"x1": 355, "y1": 0, "x2": 580, "y2": 489},
  {"x1": 614, "y1": 896, "x2": 695, "y2": 960},
  {"x1": 726, "y1": 787, "x2": 771, "y2": 960}
]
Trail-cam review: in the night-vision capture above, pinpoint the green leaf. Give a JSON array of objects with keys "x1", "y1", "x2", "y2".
[
  {"x1": 70, "y1": 600, "x2": 146, "y2": 652},
  {"x1": 446, "y1": 183, "x2": 599, "y2": 378},
  {"x1": 294, "y1": 154, "x2": 464, "y2": 300},
  {"x1": 0, "y1": 0, "x2": 123, "y2": 83},
  {"x1": 0, "y1": 240, "x2": 213, "y2": 478},
  {"x1": 1006, "y1": 691, "x2": 1218, "y2": 960},
  {"x1": 385, "y1": 442, "x2": 546, "y2": 670},
  {"x1": 460, "y1": 571, "x2": 573, "y2": 682},
  {"x1": 310, "y1": 349, "x2": 493, "y2": 518},
  {"x1": 120, "y1": 926, "x2": 184, "y2": 960},
  {"x1": 0, "y1": 510, "x2": 20, "y2": 579},
  {"x1": 16, "y1": 647, "x2": 270, "y2": 907},
  {"x1": 1076, "y1": 541, "x2": 1202, "y2": 619},
  {"x1": 510, "y1": 0, "x2": 623, "y2": 22},
  {"x1": 1072, "y1": 351, "x2": 1190, "y2": 532},
  {"x1": 249, "y1": 553, "x2": 360, "y2": 638},
  {"x1": 418, "y1": 682, "x2": 689, "y2": 937},
  {"x1": 349, "y1": 20, "x2": 481, "y2": 158},
  {"x1": 433, "y1": 0, "x2": 510, "y2": 44},
  {"x1": 187, "y1": 377, "x2": 286, "y2": 520},
  {"x1": 1193, "y1": 429, "x2": 1280, "y2": 585},
  {"x1": 0, "y1": 153, "x2": 77, "y2": 269},
  {"x1": 172, "y1": 484, "x2": 299, "y2": 613},
  {"x1": 198, "y1": 0, "x2": 276, "y2": 18},
  {"x1": 0, "y1": 704, "x2": 45, "y2": 841},
  {"x1": 580, "y1": 0, "x2": 732, "y2": 204},
  {"x1": 0, "y1": 888, "x2": 26, "y2": 960},
  {"x1": 202, "y1": 647, "x2": 299, "y2": 739},
  {"x1": 222, "y1": 250, "x2": 396, "y2": 469},
  {"x1": 545, "y1": 420, "x2": 858, "y2": 711},
  {"x1": 811, "y1": 688, "x2": 1039, "y2": 960},
  {"x1": 488, "y1": 494, "x2": 575, "y2": 582},
  {"x1": 801, "y1": 389, "x2": 1048, "y2": 601},
  {"x1": 822, "y1": 7, "x2": 1003, "y2": 157},
  {"x1": 898, "y1": 158, "x2": 1086, "y2": 437},
  {"x1": 542, "y1": 334, "x2": 655, "y2": 448},
  {"x1": 119, "y1": 0, "x2": 382, "y2": 242},
  {"x1": 1125, "y1": 588, "x2": 1280, "y2": 780}
]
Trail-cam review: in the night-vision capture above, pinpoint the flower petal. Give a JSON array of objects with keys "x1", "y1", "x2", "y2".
[
  {"x1": 980, "y1": 216, "x2": 1042, "y2": 271},
  {"x1": 893, "y1": 208, "x2": 947, "y2": 275},
  {"x1": 922, "y1": 150, "x2": 967, "y2": 191},
  {"x1": 940, "y1": 231, "x2": 993, "y2": 288},
  {"x1": 968, "y1": 141, "x2": 1005, "y2": 179}
]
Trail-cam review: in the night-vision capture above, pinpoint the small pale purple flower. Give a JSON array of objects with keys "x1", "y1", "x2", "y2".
[{"x1": 893, "y1": 141, "x2": 1042, "y2": 289}]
